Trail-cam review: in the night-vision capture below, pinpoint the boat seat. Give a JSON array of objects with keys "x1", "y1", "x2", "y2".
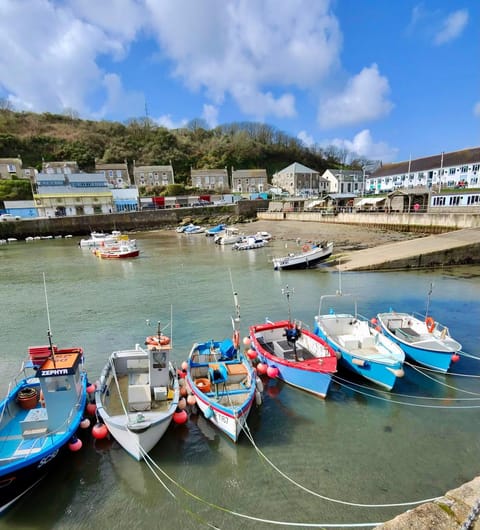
[
  {"x1": 128, "y1": 384, "x2": 151, "y2": 411},
  {"x1": 338, "y1": 334, "x2": 360, "y2": 350},
  {"x1": 360, "y1": 336, "x2": 375, "y2": 348},
  {"x1": 20, "y1": 408, "x2": 48, "y2": 438}
]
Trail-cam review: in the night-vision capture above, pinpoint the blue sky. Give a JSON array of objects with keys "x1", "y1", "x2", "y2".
[{"x1": 0, "y1": 0, "x2": 478, "y2": 164}]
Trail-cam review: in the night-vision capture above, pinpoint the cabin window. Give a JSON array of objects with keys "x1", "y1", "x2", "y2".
[{"x1": 44, "y1": 376, "x2": 71, "y2": 392}]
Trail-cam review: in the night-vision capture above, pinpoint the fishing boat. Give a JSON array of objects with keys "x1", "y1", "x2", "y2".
[
  {"x1": 273, "y1": 241, "x2": 333, "y2": 270},
  {"x1": 375, "y1": 311, "x2": 461, "y2": 372},
  {"x1": 249, "y1": 286, "x2": 337, "y2": 398},
  {"x1": 185, "y1": 286, "x2": 259, "y2": 442},
  {"x1": 205, "y1": 223, "x2": 226, "y2": 237},
  {"x1": 214, "y1": 226, "x2": 242, "y2": 245},
  {"x1": 95, "y1": 321, "x2": 179, "y2": 461},
  {"x1": 79, "y1": 230, "x2": 122, "y2": 248},
  {"x1": 314, "y1": 292, "x2": 405, "y2": 390},
  {"x1": 0, "y1": 332, "x2": 87, "y2": 514},
  {"x1": 93, "y1": 239, "x2": 140, "y2": 259},
  {"x1": 232, "y1": 235, "x2": 266, "y2": 250}
]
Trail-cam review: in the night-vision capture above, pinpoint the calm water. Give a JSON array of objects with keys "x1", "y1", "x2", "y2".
[{"x1": 1, "y1": 229, "x2": 480, "y2": 530}]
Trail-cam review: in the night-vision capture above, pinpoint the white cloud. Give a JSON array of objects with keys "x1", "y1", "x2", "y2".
[
  {"x1": 474, "y1": 102, "x2": 480, "y2": 118},
  {"x1": 202, "y1": 104, "x2": 218, "y2": 128},
  {"x1": 318, "y1": 64, "x2": 393, "y2": 129},
  {"x1": 433, "y1": 9, "x2": 468, "y2": 45},
  {"x1": 0, "y1": 0, "x2": 138, "y2": 117},
  {"x1": 95, "y1": 73, "x2": 145, "y2": 119},
  {"x1": 145, "y1": 0, "x2": 341, "y2": 119},
  {"x1": 153, "y1": 114, "x2": 188, "y2": 129},
  {"x1": 297, "y1": 130, "x2": 315, "y2": 147},
  {"x1": 323, "y1": 129, "x2": 398, "y2": 162}
]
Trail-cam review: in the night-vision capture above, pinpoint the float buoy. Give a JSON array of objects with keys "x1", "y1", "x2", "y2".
[
  {"x1": 243, "y1": 336, "x2": 251, "y2": 347},
  {"x1": 178, "y1": 397, "x2": 187, "y2": 410},
  {"x1": 187, "y1": 394, "x2": 197, "y2": 406},
  {"x1": 86, "y1": 382, "x2": 96, "y2": 394},
  {"x1": 85, "y1": 402, "x2": 97, "y2": 416},
  {"x1": 80, "y1": 418, "x2": 91, "y2": 429},
  {"x1": 92, "y1": 423, "x2": 109, "y2": 440},
  {"x1": 246, "y1": 349, "x2": 257, "y2": 360},
  {"x1": 266, "y1": 366, "x2": 279, "y2": 378},
  {"x1": 425, "y1": 316, "x2": 435, "y2": 333},
  {"x1": 256, "y1": 363, "x2": 268, "y2": 375},
  {"x1": 145, "y1": 335, "x2": 171, "y2": 347},
  {"x1": 68, "y1": 436, "x2": 83, "y2": 452},
  {"x1": 173, "y1": 410, "x2": 188, "y2": 424},
  {"x1": 451, "y1": 353, "x2": 460, "y2": 363}
]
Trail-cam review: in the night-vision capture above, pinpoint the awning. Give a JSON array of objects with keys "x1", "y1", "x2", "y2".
[{"x1": 356, "y1": 197, "x2": 385, "y2": 207}]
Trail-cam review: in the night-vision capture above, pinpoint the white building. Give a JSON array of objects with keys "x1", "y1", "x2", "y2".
[
  {"x1": 272, "y1": 162, "x2": 328, "y2": 196},
  {"x1": 321, "y1": 168, "x2": 363, "y2": 195},
  {"x1": 366, "y1": 147, "x2": 480, "y2": 194}
]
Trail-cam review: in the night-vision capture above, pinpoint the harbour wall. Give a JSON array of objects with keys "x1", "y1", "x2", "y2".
[
  {"x1": 258, "y1": 210, "x2": 480, "y2": 233},
  {"x1": 0, "y1": 200, "x2": 266, "y2": 239}
]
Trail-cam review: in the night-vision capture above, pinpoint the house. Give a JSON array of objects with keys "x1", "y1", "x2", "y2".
[
  {"x1": 272, "y1": 162, "x2": 328, "y2": 197},
  {"x1": 34, "y1": 170, "x2": 113, "y2": 217},
  {"x1": 366, "y1": 147, "x2": 480, "y2": 194},
  {"x1": 191, "y1": 168, "x2": 229, "y2": 191},
  {"x1": 42, "y1": 160, "x2": 79, "y2": 173},
  {"x1": 231, "y1": 168, "x2": 267, "y2": 194},
  {"x1": 321, "y1": 168, "x2": 364, "y2": 195},
  {"x1": 133, "y1": 163, "x2": 175, "y2": 188},
  {"x1": 95, "y1": 160, "x2": 131, "y2": 188},
  {"x1": 0, "y1": 157, "x2": 35, "y2": 180}
]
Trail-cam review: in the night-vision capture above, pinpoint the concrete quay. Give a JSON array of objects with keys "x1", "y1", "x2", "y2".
[
  {"x1": 336, "y1": 228, "x2": 480, "y2": 271},
  {"x1": 376, "y1": 476, "x2": 480, "y2": 529}
]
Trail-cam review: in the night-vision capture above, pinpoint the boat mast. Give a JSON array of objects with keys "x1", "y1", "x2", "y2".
[
  {"x1": 425, "y1": 282, "x2": 434, "y2": 317},
  {"x1": 43, "y1": 273, "x2": 56, "y2": 367},
  {"x1": 282, "y1": 285, "x2": 299, "y2": 361},
  {"x1": 229, "y1": 269, "x2": 240, "y2": 331}
]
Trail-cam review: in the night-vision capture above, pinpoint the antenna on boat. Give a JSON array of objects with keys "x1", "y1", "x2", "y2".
[
  {"x1": 425, "y1": 282, "x2": 434, "y2": 317},
  {"x1": 336, "y1": 258, "x2": 343, "y2": 295},
  {"x1": 281, "y1": 284, "x2": 294, "y2": 323},
  {"x1": 43, "y1": 273, "x2": 56, "y2": 367},
  {"x1": 229, "y1": 269, "x2": 240, "y2": 330}
]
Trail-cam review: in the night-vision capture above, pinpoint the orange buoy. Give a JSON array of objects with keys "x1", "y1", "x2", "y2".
[
  {"x1": 187, "y1": 394, "x2": 197, "y2": 406},
  {"x1": 92, "y1": 423, "x2": 108, "y2": 440},
  {"x1": 178, "y1": 397, "x2": 187, "y2": 410},
  {"x1": 243, "y1": 336, "x2": 251, "y2": 346},
  {"x1": 80, "y1": 418, "x2": 91, "y2": 429},
  {"x1": 180, "y1": 386, "x2": 188, "y2": 397},
  {"x1": 247, "y1": 349, "x2": 257, "y2": 360},
  {"x1": 425, "y1": 316, "x2": 435, "y2": 333}
]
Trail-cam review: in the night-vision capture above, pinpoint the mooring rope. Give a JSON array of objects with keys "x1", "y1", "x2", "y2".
[{"x1": 405, "y1": 362, "x2": 480, "y2": 396}]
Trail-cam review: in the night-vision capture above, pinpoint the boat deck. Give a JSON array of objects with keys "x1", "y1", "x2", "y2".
[
  {"x1": 0, "y1": 405, "x2": 57, "y2": 465},
  {"x1": 103, "y1": 375, "x2": 174, "y2": 417},
  {"x1": 256, "y1": 337, "x2": 316, "y2": 361}
]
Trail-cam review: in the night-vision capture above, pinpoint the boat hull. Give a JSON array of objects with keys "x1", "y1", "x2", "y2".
[
  {"x1": 313, "y1": 315, "x2": 404, "y2": 391},
  {"x1": 273, "y1": 243, "x2": 333, "y2": 270},
  {"x1": 249, "y1": 321, "x2": 337, "y2": 398},
  {"x1": 376, "y1": 312, "x2": 461, "y2": 372},
  {"x1": 186, "y1": 341, "x2": 256, "y2": 442}
]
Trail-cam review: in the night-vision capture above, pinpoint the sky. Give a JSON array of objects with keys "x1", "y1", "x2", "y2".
[{"x1": 0, "y1": 0, "x2": 478, "y2": 164}]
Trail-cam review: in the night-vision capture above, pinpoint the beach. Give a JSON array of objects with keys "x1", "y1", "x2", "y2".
[{"x1": 240, "y1": 218, "x2": 427, "y2": 253}]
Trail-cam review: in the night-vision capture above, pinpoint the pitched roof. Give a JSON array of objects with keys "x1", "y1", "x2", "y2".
[
  {"x1": 372, "y1": 147, "x2": 480, "y2": 178},
  {"x1": 276, "y1": 162, "x2": 318, "y2": 174}
]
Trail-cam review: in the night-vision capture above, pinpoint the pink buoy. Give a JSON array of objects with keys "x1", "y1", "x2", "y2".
[
  {"x1": 80, "y1": 418, "x2": 91, "y2": 429},
  {"x1": 92, "y1": 423, "x2": 109, "y2": 440},
  {"x1": 256, "y1": 362, "x2": 268, "y2": 375},
  {"x1": 246, "y1": 349, "x2": 257, "y2": 360},
  {"x1": 451, "y1": 353, "x2": 460, "y2": 363},
  {"x1": 243, "y1": 336, "x2": 251, "y2": 346},
  {"x1": 68, "y1": 436, "x2": 83, "y2": 452},
  {"x1": 178, "y1": 397, "x2": 187, "y2": 410},
  {"x1": 85, "y1": 402, "x2": 97, "y2": 416},
  {"x1": 370, "y1": 317, "x2": 377, "y2": 325},
  {"x1": 86, "y1": 383, "x2": 96, "y2": 394},
  {"x1": 180, "y1": 386, "x2": 188, "y2": 397},
  {"x1": 267, "y1": 366, "x2": 279, "y2": 378},
  {"x1": 181, "y1": 361, "x2": 188, "y2": 371},
  {"x1": 173, "y1": 410, "x2": 188, "y2": 424},
  {"x1": 187, "y1": 394, "x2": 197, "y2": 406},
  {"x1": 177, "y1": 369, "x2": 186, "y2": 379}
]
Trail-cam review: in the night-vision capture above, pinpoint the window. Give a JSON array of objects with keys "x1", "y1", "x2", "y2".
[
  {"x1": 449, "y1": 196, "x2": 460, "y2": 206},
  {"x1": 449, "y1": 168, "x2": 456, "y2": 175},
  {"x1": 467, "y1": 195, "x2": 479, "y2": 205},
  {"x1": 7, "y1": 164, "x2": 16, "y2": 172}
]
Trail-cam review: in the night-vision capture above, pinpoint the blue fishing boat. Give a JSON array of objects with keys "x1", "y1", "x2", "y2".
[
  {"x1": 185, "y1": 288, "x2": 259, "y2": 442},
  {"x1": 314, "y1": 292, "x2": 405, "y2": 390},
  {"x1": 0, "y1": 337, "x2": 87, "y2": 514},
  {"x1": 205, "y1": 223, "x2": 226, "y2": 236},
  {"x1": 249, "y1": 286, "x2": 337, "y2": 399},
  {"x1": 375, "y1": 311, "x2": 461, "y2": 372}
]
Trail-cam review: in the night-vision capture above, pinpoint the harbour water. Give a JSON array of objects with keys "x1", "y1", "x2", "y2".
[{"x1": 1, "y1": 229, "x2": 480, "y2": 529}]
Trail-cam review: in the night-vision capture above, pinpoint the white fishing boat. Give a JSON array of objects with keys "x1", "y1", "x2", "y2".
[
  {"x1": 214, "y1": 227, "x2": 242, "y2": 245},
  {"x1": 79, "y1": 230, "x2": 122, "y2": 248},
  {"x1": 95, "y1": 322, "x2": 179, "y2": 461},
  {"x1": 232, "y1": 235, "x2": 266, "y2": 250},
  {"x1": 273, "y1": 241, "x2": 333, "y2": 270}
]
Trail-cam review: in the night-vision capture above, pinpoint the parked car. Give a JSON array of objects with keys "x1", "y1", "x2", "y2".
[{"x1": 0, "y1": 214, "x2": 21, "y2": 221}]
